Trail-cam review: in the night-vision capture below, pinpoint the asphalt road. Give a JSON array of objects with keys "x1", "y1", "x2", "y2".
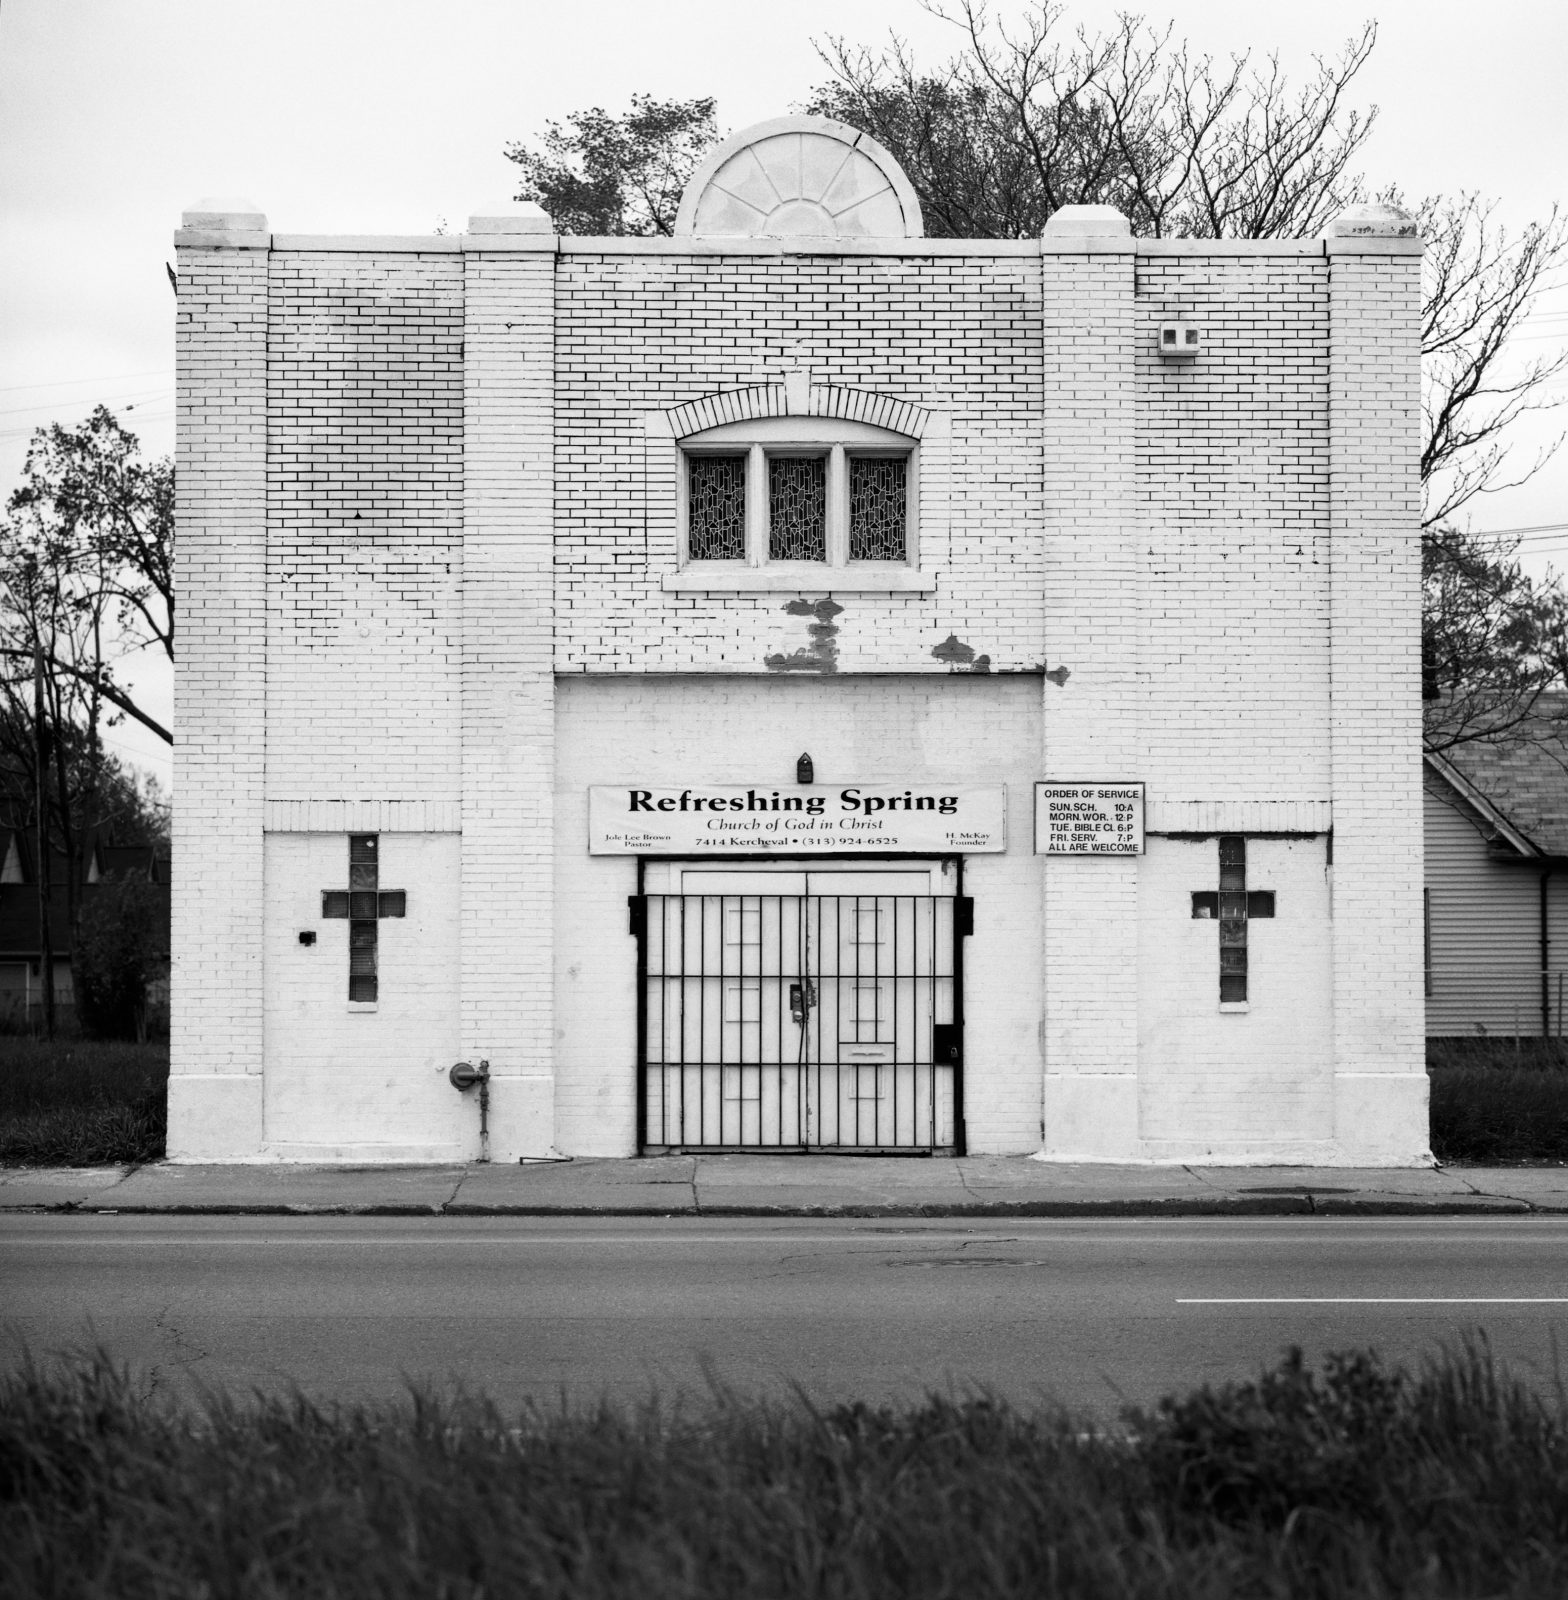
[{"x1": 5, "y1": 1215, "x2": 1568, "y2": 1418}]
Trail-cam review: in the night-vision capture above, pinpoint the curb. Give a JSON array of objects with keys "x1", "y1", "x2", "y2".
[{"x1": 6, "y1": 1196, "x2": 1548, "y2": 1218}]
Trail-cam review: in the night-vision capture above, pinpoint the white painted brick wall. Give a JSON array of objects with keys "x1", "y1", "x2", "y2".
[
  {"x1": 1327, "y1": 243, "x2": 1428, "y2": 1160},
  {"x1": 265, "y1": 251, "x2": 463, "y2": 802},
  {"x1": 553, "y1": 675, "x2": 1044, "y2": 1155},
  {"x1": 1136, "y1": 255, "x2": 1331, "y2": 801},
  {"x1": 170, "y1": 236, "x2": 269, "y2": 1156},
  {"x1": 1039, "y1": 239, "x2": 1142, "y2": 1157},
  {"x1": 170, "y1": 222, "x2": 1427, "y2": 1165},
  {"x1": 553, "y1": 254, "x2": 1045, "y2": 677},
  {"x1": 262, "y1": 832, "x2": 465, "y2": 1158},
  {"x1": 461, "y1": 248, "x2": 557, "y2": 1156},
  {"x1": 1138, "y1": 836, "x2": 1334, "y2": 1158}
]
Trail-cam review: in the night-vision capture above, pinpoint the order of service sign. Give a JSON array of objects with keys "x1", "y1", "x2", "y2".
[
  {"x1": 1035, "y1": 782, "x2": 1145, "y2": 855},
  {"x1": 589, "y1": 784, "x2": 1008, "y2": 854}
]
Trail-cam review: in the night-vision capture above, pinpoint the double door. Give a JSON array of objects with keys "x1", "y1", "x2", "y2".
[{"x1": 636, "y1": 863, "x2": 964, "y2": 1152}]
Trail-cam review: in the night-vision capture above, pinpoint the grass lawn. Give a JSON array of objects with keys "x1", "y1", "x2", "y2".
[
  {"x1": 4, "y1": 1033, "x2": 1568, "y2": 1168},
  {"x1": 1428, "y1": 1038, "x2": 1568, "y2": 1164},
  {"x1": 0, "y1": 1036, "x2": 166, "y2": 1166},
  {"x1": 4, "y1": 1340, "x2": 1566, "y2": 1598}
]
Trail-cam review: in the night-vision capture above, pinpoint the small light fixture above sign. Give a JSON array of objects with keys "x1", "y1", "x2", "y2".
[
  {"x1": 1158, "y1": 320, "x2": 1201, "y2": 360},
  {"x1": 797, "y1": 752, "x2": 815, "y2": 784}
]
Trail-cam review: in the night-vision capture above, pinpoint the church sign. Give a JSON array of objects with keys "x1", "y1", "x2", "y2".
[
  {"x1": 1035, "y1": 782, "x2": 1145, "y2": 855},
  {"x1": 589, "y1": 785, "x2": 1007, "y2": 855}
]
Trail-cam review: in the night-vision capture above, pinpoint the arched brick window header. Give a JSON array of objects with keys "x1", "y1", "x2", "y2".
[{"x1": 667, "y1": 385, "x2": 931, "y2": 443}]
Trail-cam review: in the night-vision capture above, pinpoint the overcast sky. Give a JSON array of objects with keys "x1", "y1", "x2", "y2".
[{"x1": 2, "y1": 0, "x2": 1564, "y2": 786}]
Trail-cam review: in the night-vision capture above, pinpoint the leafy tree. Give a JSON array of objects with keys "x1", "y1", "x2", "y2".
[
  {"x1": 505, "y1": 95, "x2": 721, "y2": 236},
  {"x1": 74, "y1": 869, "x2": 164, "y2": 1041}
]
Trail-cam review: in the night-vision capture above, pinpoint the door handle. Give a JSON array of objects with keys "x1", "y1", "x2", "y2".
[{"x1": 789, "y1": 981, "x2": 816, "y2": 1023}]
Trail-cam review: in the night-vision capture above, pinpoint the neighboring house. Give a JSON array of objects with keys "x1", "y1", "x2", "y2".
[
  {"x1": 0, "y1": 830, "x2": 171, "y2": 1024},
  {"x1": 1424, "y1": 709, "x2": 1568, "y2": 1039}
]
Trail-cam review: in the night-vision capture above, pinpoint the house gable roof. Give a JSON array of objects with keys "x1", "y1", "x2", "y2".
[{"x1": 1425, "y1": 694, "x2": 1568, "y2": 858}]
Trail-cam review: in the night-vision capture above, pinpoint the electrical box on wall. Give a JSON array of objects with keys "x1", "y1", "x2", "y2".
[{"x1": 1158, "y1": 320, "x2": 1201, "y2": 359}]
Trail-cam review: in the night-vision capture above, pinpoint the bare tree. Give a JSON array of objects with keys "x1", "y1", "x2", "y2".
[
  {"x1": 2, "y1": 407, "x2": 172, "y2": 745},
  {"x1": 808, "y1": 10, "x2": 1568, "y2": 753},
  {"x1": 0, "y1": 409, "x2": 173, "y2": 1030},
  {"x1": 1422, "y1": 529, "x2": 1568, "y2": 753},
  {"x1": 1417, "y1": 197, "x2": 1568, "y2": 753},
  {"x1": 805, "y1": 2, "x2": 1379, "y2": 240},
  {"x1": 1419, "y1": 196, "x2": 1568, "y2": 531}
]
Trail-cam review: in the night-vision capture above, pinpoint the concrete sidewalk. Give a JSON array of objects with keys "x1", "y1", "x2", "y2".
[{"x1": 4, "y1": 1156, "x2": 1568, "y2": 1217}]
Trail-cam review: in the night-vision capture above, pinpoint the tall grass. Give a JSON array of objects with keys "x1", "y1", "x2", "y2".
[
  {"x1": 0, "y1": 1037, "x2": 166, "y2": 1166},
  {"x1": 3, "y1": 1341, "x2": 1567, "y2": 1598},
  {"x1": 1429, "y1": 1038, "x2": 1568, "y2": 1164}
]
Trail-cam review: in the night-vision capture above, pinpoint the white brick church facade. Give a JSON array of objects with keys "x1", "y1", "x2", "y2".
[{"x1": 170, "y1": 117, "x2": 1429, "y2": 1164}]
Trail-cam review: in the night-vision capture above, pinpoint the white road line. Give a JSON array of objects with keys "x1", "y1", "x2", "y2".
[{"x1": 1180, "y1": 1297, "x2": 1568, "y2": 1305}]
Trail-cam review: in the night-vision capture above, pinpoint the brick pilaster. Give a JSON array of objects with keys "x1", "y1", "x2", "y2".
[
  {"x1": 460, "y1": 211, "x2": 558, "y2": 1157},
  {"x1": 168, "y1": 203, "x2": 270, "y2": 1156},
  {"x1": 1325, "y1": 212, "x2": 1429, "y2": 1160},
  {"x1": 1038, "y1": 209, "x2": 1142, "y2": 1158}
]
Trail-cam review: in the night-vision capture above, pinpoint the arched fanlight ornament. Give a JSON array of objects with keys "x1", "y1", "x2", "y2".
[{"x1": 676, "y1": 116, "x2": 923, "y2": 240}]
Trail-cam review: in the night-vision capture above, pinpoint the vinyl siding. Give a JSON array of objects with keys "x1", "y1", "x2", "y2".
[{"x1": 1424, "y1": 776, "x2": 1556, "y2": 1036}]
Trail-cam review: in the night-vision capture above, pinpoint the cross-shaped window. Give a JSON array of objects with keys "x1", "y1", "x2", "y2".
[
  {"x1": 1190, "y1": 835, "x2": 1274, "y2": 1003},
  {"x1": 321, "y1": 835, "x2": 406, "y2": 1002}
]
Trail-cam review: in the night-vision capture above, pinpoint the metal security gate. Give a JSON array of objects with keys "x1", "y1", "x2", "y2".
[{"x1": 634, "y1": 890, "x2": 969, "y2": 1153}]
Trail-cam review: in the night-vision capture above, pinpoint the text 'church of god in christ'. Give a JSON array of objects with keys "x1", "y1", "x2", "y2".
[{"x1": 170, "y1": 116, "x2": 1429, "y2": 1165}]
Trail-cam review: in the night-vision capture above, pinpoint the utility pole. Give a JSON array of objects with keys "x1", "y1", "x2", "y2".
[{"x1": 34, "y1": 644, "x2": 55, "y2": 1040}]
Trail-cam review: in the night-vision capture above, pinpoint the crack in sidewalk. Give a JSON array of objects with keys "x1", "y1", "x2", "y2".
[{"x1": 1433, "y1": 1163, "x2": 1551, "y2": 1213}]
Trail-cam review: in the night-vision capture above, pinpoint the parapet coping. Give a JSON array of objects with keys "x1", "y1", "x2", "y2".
[{"x1": 175, "y1": 231, "x2": 1421, "y2": 258}]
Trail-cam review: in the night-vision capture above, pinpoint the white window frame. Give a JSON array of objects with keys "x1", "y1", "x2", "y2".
[{"x1": 668, "y1": 417, "x2": 932, "y2": 593}]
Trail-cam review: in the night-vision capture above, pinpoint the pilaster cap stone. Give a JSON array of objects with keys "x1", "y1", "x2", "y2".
[
  {"x1": 1324, "y1": 202, "x2": 1419, "y2": 239},
  {"x1": 1042, "y1": 204, "x2": 1131, "y2": 237},
  {"x1": 467, "y1": 202, "x2": 554, "y2": 235},
  {"x1": 182, "y1": 196, "x2": 266, "y2": 230}
]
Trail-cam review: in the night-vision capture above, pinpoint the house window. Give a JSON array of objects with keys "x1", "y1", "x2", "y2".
[{"x1": 677, "y1": 417, "x2": 917, "y2": 585}]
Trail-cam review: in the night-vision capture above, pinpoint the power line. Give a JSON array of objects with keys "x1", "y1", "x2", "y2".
[
  {"x1": 0, "y1": 367, "x2": 173, "y2": 396},
  {"x1": 0, "y1": 387, "x2": 172, "y2": 419},
  {"x1": 0, "y1": 406, "x2": 175, "y2": 442}
]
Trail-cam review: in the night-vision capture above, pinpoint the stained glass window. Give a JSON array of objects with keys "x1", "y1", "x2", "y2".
[
  {"x1": 688, "y1": 456, "x2": 746, "y2": 561},
  {"x1": 768, "y1": 456, "x2": 826, "y2": 561},
  {"x1": 849, "y1": 457, "x2": 907, "y2": 561},
  {"x1": 1190, "y1": 836, "x2": 1276, "y2": 1005},
  {"x1": 320, "y1": 835, "x2": 406, "y2": 1004}
]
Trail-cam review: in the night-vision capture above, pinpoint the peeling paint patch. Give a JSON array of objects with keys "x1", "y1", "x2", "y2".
[
  {"x1": 932, "y1": 633, "x2": 991, "y2": 673},
  {"x1": 766, "y1": 598, "x2": 843, "y2": 673},
  {"x1": 1045, "y1": 665, "x2": 1071, "y2": 686}
]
